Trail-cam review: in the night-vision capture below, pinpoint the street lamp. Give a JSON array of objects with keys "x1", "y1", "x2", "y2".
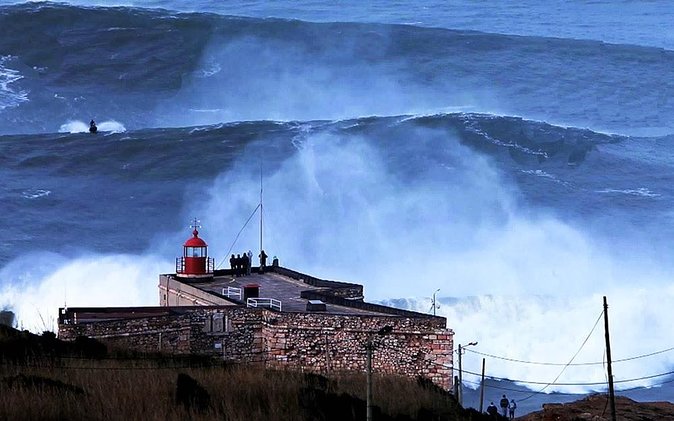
[
  {"x1": 457, "y1": 341, "x2": 478, "y2": 406},
  {"x1": 429, "y1": 289, "x2": 440, "y2": 316},
  {"x1": 366, "y1": 325, "x2": 393, "y2": 421}
]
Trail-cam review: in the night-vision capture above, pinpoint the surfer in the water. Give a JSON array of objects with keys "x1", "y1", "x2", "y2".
[{"x1": 89, "y1": 119, "x2": 97, "y2": 133}]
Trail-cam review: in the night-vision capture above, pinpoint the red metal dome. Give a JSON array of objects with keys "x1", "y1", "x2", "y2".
[{"x1": 184, "y1": 229, "x2": 207, "y2": 247}]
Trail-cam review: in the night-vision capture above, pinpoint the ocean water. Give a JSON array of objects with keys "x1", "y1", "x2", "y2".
[{"x1": 1, "y1": 0, "x2": 674, "y2": 415}]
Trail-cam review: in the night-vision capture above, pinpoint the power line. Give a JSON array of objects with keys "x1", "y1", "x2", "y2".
[
  {"x1": 464, "y1": 345, "x2": 674, "y2": 367},
  {"x1": 458, "y1": 367, "x2": 674, "y2": 387},
  {"x1": 613, "y1": 369, "x2": 674, "y2": 384},
  {"x1": 216, "y1": 203, "x2": 261, "y2": 269},
  {"x1": 517, "y1": 310, "x2": 604, "y2": 401},
  {"x1": 461, "y1": 377, "x2": 581, "y2": 396},
  {"x1": 612, "y1": 346, "x2": 674, "y2": 363},
  {"x1": 463, "y1": 374, "x2": 674, "y2": 398}
]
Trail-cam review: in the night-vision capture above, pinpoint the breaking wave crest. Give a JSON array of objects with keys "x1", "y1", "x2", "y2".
[{"x1": 383, "y1": 291, "x2": 674, "y2": 394}]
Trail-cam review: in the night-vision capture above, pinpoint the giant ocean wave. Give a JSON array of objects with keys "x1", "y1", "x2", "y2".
[
  {"x1": 2, "y1": 113, "x2": 674, "y2": 397},
  {"x1": 1, "y1": 3, "x2": 674, "y2": 136},
  {"x1": 1, "y1": 1, "x2": 674, "y2": 404}
]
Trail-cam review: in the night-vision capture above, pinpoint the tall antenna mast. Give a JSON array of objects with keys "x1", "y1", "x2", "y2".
[{"x1": 259, "y1": 168, "x2": 263, "y2": 254}]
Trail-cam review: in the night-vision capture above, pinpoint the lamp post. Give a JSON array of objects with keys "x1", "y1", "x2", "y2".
[
  {"x1": 366, "y1": 325, "x2": 393, "y2": 421},
  {"x1": 430, "y1": 289, "x2": 440, "y2": 316},
  {"x1": 457, "y1": 341, "x2": 478, "y2": 407}
]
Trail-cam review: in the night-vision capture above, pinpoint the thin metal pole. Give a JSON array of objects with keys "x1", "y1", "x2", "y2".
[
  {"x1": 430, "y1": 289, "x2": 440, "y2": 316},
  {"x1": 604, "y1": 296, "x2": 617, "y2": 421},
  {"x1": 259, "y1": 170, "x2": 263, "y2": 255},
  {"x1": 433, "y1": 291, "x2": 436, "y2": 316},
  {"x1": 366, "y1": 339, "x2": 373, "y2": 421},
  {"x1": 458, "y1": 344, "x2": 463, "y2": 406},
  {"x1": 479, "y1": 357, "x2": 485, "y2": 413}
]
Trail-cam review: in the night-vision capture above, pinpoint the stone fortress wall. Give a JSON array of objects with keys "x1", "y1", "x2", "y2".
[{"x1": 59, "y1": 306, "x2": 453, "y2": 390}]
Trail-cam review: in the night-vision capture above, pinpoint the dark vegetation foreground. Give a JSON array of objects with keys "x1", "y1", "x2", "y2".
[
  {"x1": 0, "y1": 324, "x2": 494, "y2": 421},
  {"x1": 3, "y1": 325, "x2": 673, "y2": 420}
]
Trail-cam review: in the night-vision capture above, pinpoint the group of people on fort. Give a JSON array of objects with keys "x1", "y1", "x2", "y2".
[
  {"x1": 229, "y1": 249, "x2": 278, "y2": 276},
  {"x1": 486, "y1": 395, "x2": 516, "y2": 419},
  {"x1": 229, "y1": 251, "x2": 254, "y2": 276}
]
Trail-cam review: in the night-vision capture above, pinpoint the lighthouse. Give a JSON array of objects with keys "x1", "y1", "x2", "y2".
[{"x1": 175, "y1": 219, "x2": 215, "y2": 279}]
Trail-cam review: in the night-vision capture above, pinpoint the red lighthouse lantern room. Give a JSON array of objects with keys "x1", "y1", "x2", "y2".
[{"x1": 176, "y1": 219, "x2": 214, "y2": 279}]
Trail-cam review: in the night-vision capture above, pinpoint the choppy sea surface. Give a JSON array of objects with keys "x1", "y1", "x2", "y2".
[{"x1": 2, "y1": 0, "x2": 674, "y2": 415}]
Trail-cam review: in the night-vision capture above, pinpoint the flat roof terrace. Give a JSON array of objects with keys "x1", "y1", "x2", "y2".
[
  {"x1": 184, "y1": 270, "x2": 388, "y2": 316},
  {"x1": 170, "y1": 266, "x2": 444, "y2": 320}
]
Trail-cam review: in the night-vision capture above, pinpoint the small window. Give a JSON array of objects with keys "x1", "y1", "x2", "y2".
[
  {"x1": 203, "y1": 317, "x2": 212, "y2": 332},
  {"x1": 213, "y1": 314, "x2": 224, "y2": 332},
  {"x1": 185, "y1": 247, "x2": 207, "y2": 257}
]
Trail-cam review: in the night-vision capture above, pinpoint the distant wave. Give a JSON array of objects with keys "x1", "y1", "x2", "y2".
[
  {"x1": 9, "y1": 0, "x2": 674, "y2": 50},
  {"x1": 2, "y1": 112, "x2": 626, "y2": 169},
  {"x1": 1, "y1": 3, "x2": 674, "y2": 136}
]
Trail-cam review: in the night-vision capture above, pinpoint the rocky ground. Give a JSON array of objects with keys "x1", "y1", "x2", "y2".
[{"x1": 519, "y1": 394, "x2": 674, "y2": 421}]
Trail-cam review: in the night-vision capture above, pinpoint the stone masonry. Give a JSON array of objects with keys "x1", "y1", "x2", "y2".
[
  {"x1": 59, "y1": 263, "x2": 454, "y2": 390},
  {"x1": 59, "y1": 305, "x2": 453, "y2": 390}
]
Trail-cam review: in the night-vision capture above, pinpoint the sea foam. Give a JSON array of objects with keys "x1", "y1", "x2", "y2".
[
  {"x1": 388, "y1": 291, "x2": 674, "y2": 394},
  {"x1": 0, "y1": 56, "x2": 28, "y2": 110}
]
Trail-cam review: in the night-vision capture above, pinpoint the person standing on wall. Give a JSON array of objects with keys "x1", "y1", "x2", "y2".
[
  {"x1": 509, "y1": 399, "x2": 517, "y2": 420},
  {"x1": 246, "y1": 250, "x2": 253, "y2": 275},
  {"x1": 235, "y1": 254, "x2": 242, "y2": 276},
  {"x1": 242, "y1": 252, "x2": 250, "y2": 276},
  {"x1": 259, "y1": 250, "x2": 268, "y2": 273},
  {"x1": 499, "y1": 395, "x2": 510, "y2": 417},
  {"x1": 486, "y1": 402, "x2": 498, "y2": 419}
]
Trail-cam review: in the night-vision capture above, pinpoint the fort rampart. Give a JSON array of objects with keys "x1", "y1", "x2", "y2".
[{"x1": 59, "y1": 306, "x2": 453, "y2": 390}]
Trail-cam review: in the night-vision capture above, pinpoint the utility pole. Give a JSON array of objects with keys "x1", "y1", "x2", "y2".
[
  {"x1": 604, "y1": 296, "x2": 617, "y2": 421},
  {"x1": 457, "y1": 341, "x2": 478, "y2": 407},
  {"x1": 479, "y1": 358, "x2": 486, "y2": 413},
  {"x1": 366, "y1": 326, "x2": 393, "y2": 421},
  {"x1": 458, "y1": 344, "x2": 463, "y2": 406}
]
